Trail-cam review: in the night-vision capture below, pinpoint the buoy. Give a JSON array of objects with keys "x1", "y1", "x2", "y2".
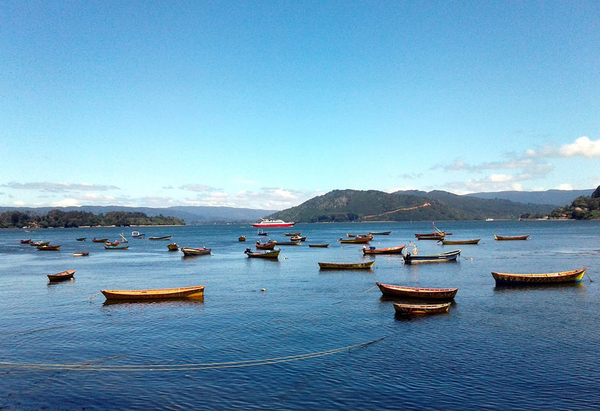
[{"x1": 261, "y1": 288, "x2": 266, "y2": 292}]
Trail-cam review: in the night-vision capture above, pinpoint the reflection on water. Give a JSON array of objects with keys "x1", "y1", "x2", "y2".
[{"x1": 1, "y1": 220, "x2": 600, "y2": 410}]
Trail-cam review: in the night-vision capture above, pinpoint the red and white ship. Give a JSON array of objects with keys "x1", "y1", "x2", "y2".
[{"x1": 252, "y1": 218, "x2": 295, "y2": 228}]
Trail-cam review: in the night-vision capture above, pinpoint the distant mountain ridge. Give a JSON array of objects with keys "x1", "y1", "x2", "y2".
[
  {"x1": 269, "y1": 189, "x2": 553, "y2": 222},
  {"x1": 466, "y1": 189, "x2": 593, "y2": 206},
  {"x1": 0, "y1": 205, "x2": 277, "y2": 224}
]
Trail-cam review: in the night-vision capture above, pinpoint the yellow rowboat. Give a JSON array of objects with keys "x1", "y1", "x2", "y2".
[
  {"x1": 393, "y1": 302, "x2": 451, "y2": 316},
  {"x1": 167, "y1": 243, "x2": 179, "y2": 251},
  {"x1": 494, "y1": 234, "x2": 529, "y2": 241},
  {"x1": 101, "y1": 286, "x2": 205, "y2": 301},
  {"x1": 47, "y1": 270, "x2": 75, "y2": 282},
  {"x1": 440, "y1": 239, "x2": 480, "y2": 245},
  {"x1": 492, "y1": 268, "x2": 586, "y2": 285},
  {"x1": 376, "y1": 282, "x2": 458, "y2": 300},
  {"x1": 318, "y1": 261, "x2": 375, "y2": 269}
]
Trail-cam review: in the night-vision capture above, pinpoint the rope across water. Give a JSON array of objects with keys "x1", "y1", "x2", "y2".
[{"x1": 0, "y1": 336, "x2": 388, "y2": 372}]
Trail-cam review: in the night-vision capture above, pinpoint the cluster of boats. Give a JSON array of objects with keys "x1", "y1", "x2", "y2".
[{"x1": 25, "y1": 220, "x2": 589, "y2": 313}]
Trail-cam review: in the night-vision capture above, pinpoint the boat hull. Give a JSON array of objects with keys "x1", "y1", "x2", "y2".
[
  {"x1": 149, "y1": 236, "x2": 172, "y2": 241},
  {"x1": 181, "y1": 247, "x2": 211, "y2": 256},
  {"x1": 403, "y1": 250, "x2": 461, "y2": 264},
  {"x1": 308, "y1": 244, "x2": 329, "y2": 248},
  {"x1": 104, "y1": 246, "x2": 130, "y2": 250},
  {"x1": 494, "y1": 235, "x2": 530, "y2": 241},
  {"x1": 376, "y1": 282, "x2": 457, "y2": 300},
  {"x1": 440, "y1": 239, "x2": 480, "y2": 245},
  {"x1": 363, "y1": 245, "x2": 406, "y2": 255},
  {"x1": 393, "y1": 302, "x2": 451, "y2": 316},
  {"x1": 339, "y1": 237, "x2": 370, "y2": 244},
  {"x1": 256, "y1": 241, "x2": 277, "y2": 250},
  {"x1": 47, "y1": 270, "x2": 75, "y2": 282},
  {"x1": 101, "y1": 286, "x2": 205, "y2": 301},
  {"x1": 38, "y1": 245, "x2": 60, "y2": 251},
  {"x1": 492, "y1": 268, "x2": 586, "y2": 285},
  {"x1": 245, "y1": 248, "x2": 281, "y2": 259},
  {"x1": 318, "y1": 261, "x2": 375, "y2": 269}
]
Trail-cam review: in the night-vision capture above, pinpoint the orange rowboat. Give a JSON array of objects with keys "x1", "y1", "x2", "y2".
[
  {"x1": 101, "y1": 286, "x2": 205, "y2": 301},
  {"x1": 363, "y1": 245, "x2": 406, "y2": 255},
  {"x1": 376, "y1": 282, "x2": 458, "y2": 300}
]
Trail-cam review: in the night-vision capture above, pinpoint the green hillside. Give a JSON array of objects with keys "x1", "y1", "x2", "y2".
[{"x1": 269, "y1": 189, "x2": 554, "y2": 223}]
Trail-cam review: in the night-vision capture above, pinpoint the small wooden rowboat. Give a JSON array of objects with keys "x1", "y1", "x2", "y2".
[
  {"x1": 363, "y1": 245, "x2": 406, "y2": 255},
  {"x1": 238, "y1": 235, "x2": 246, "y2": 242},
  {"x1": 245, "y1": 248, "x2": 281, "y2": 259},
  {"x1": 318, "y1": 261, "x2": 375, "y2": 269},
  {"x1": 20, "y1": 239, "x2": 31, "y2": 244},
  {"x1": 104, "y1": 245, "x2": 130, "y2": 250},
  {"x1": 276, "y1": 241, "x2": 301, "y2": 246},
  {"x1": 440, "y1": 238, "x2": 480, "y2": 245},
  {"x1": 167, "y1": 243, "x2": 179, "y2": 251},
  {"x1": 494, "y1": 234, "x2": 530, "y2": 241},
  {"x1": 101, "y1": 286, "x2": 205, "y2": 301},
  {"x1": 339, "y1": 237, "x2": 370, "y2": 244},
  {"x1": 149, "y1": 235, "x2": 172, "y2": 241},
  {"x1": 256, "y1": 240, "x2": 277, "y2": 250},
  {"x1": 393, "y1": 302, "x2": 451, "y2": 316},
  {"x1": 403, "y1": 249, "x2": 461, "y2": 264},
  {"x1": 346, "y1": 233, "x2": 373, "y2": 238},
  {"x1": 38, "y1": 245, "x2": 60, "y2": 251},
  {"x1": 290, "y1": 235, "x2": 307, "y2": 241},
  {"x1": 376, "y1": 282, "x2": 458, "y2": 300},
  {"x1": 492, "y1": 268, "x2": 586, "y2": 285},
  {"x1": 285, "y1": 232, "x2": 302, "y2": 236},
  {"x1": 369, "y1": 231, "x2": 391, "y2": 235},
  {"x1": 47, "y1": 270, "x2": 75, "y2": 282},
  {"x1": 415, "y1": 232, "x2": 446, "y2": 240},
  {"x1": 105, "y1": 240, "x2": 120, "y2": 247},
  {"x1": 73, "y1": 251, "x2": 90, "y2": 257},
  {"x1": 92, "y1": 238, "x2": 109, "y2": 243},
  {"x1": 30, "y1": 241, "x2": 50, "y2": 247},
  {"x1": 181, "y1": 247, "x2": 211, "y2": 256},
  {"x1": 308, "y1": 243, "x2": 329, "y2": 248},
  {"x1": 76, "y1": 237, "x2": 86, "y2": 241}
]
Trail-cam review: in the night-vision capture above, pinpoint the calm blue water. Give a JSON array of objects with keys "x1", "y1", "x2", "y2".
[{"x1": 1, "y1": 221, "x2": 599, "y2": 410}]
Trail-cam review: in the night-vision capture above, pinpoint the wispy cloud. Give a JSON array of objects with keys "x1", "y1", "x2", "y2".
[
  {"x1": 526, "y1": 136, "x2": 600, "y2": 158},
  {"x1": 178, "y1": 184, "x2": 219, "y2": 192},
  {"x1": 1, "y1": 182, "x2": 120, "y2": 192}
]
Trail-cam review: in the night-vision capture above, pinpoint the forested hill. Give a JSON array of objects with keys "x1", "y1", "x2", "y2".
[
  {"x1": 0, "y1": 210, "x2": 184, "y2": 229},
  {"x1": 268, "y1": 189, "x2": 554, "y2": 223}
]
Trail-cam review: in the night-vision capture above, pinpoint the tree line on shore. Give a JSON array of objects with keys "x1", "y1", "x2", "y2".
[
  {"x1": 0, "y1": 209, "x2": 185, "y2": 229},
  {"x1": 551, "y1": 186, "x2": 600, "y2": 220}
]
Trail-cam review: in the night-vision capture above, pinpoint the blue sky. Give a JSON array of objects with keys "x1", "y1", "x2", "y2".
[{"x1": 1, "y1": 1, "x2": 598, "y2": 210}]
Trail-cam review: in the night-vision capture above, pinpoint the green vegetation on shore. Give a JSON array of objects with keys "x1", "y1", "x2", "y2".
[
  {"x1": 551, "y1": 186, "x2": 600, "y2": 220},
  {"x1": 0, "y1": 209, "x2": 185, "y2": 229}
]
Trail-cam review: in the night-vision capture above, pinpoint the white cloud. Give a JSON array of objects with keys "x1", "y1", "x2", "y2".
[
  {"x1": 13, "y1": 200, "x2": 25, "y2": 206},
  {"x1": 556, "y1": 183, "x2": 573, "y2": 190},
  {"x1": 1, "y1": 182, "x2": 120, "y2": 192},
  {"x1": 527, "y1": 136, "x2": 600, "y2": 158},
  {"x1": 53, "y1": 198, "x2": 81, "y2": 207},
  {"x1": 179, "y1": 184, "x2": 218, "y2": 192}
]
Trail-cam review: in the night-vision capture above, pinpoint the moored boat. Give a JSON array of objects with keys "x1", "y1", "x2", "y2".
[
  {"x1": 149, "y1": 235, "x2": 172, "y2": 241},
  {"x1": 285, "y1": 232, "x2": 302, "y2": 236},
  {"x1": 308, "y1": 243, "x2": 329, "y2": 248},
  {"x1": 73, "y1": 251, "x2": 90, "y2": 257},
  {"x1": 92, "y1": 238, "x2": 109, "y2": 243},
  {"x1": 494, "y1": 234, "x2": 530, "y2": 241},
  {"x1": 257, "y1": 229, "x2": 269, "y2": 236},
  {"x1": 347, "y1": 233, "x2": 373, "y2": 238},
  {"x1": 244, "y1": 248, "x2": 281, "y2": 259},
  {"x1": 167, "y1": 243, "x2": 179, "y2": 251},
  {"x1": 20, "y1": 239, "x2": 31, "y2": 244},
  {"x1": 339, "y1": 237, "x2": 370, "y2": 244},
  {"x1": 393, "y1": 302, "x2": 451, "y2": 316},
  {"x1": 30, "y1": 241, "x2": 50, "y2": 247},
  {"x1": 276, "y1": 241, "x2": 300, "y2": 246},
  {"x1": 318, "y1": 261, "x2": 375, "y2": 269},
  {"x1": 415, "y1": 232, "x2": 446, "y2": 240},
  {"x1": 492, "y1": 268, "x2": 586, "y2": 285},
  {"x1": 376, "y1": 282, "x2": 458, "y2": 300},
  {"x1": 105, "y1": 240, "x2": 120, "y2": 247},
  {"x1": 76, "y1": 237, "x2": 86, "y2": 241},
  {"x1": 38, "y1": 245, "x2": 61, "y2": 251},
  {"x1": 256, "y1": 240, "x2": 277, "y2": 250},
  {"x1": 403, "y1": 249, "x2": 461, "y2": 264},
  {"x1": 290, "y1": 235, "x2": 307, "y2": 241},
  {"x1": 101, "y1": 286, "x2": 205, "y2": 301},
  {"x1": 104, "y1": 245, "x2": 130, "y2": 250},
  {"x1": 238, "y1": 235, "x2": 246, "y2": 242},
  {"x1": 131, "y1": 231, "x2": 145, "y2": 239},
  {"x1": 362, "y1": 245, "x2": 406, "y2": 255},
  {"x1": 440, "y1": 238, "x2": 480, "y2": 245},
  {"x1": 181, "y1": 247, "x2": 211, "y2": 256},
  {"x1": 47, "y1": 270, "x2": 75, "y2": 282},
  {"x1": 252, "y1": 218, "x2": 295, "y2": 228},
  {"x1": 369, "y1": 231, "x2": 391, "y2": 235}
]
